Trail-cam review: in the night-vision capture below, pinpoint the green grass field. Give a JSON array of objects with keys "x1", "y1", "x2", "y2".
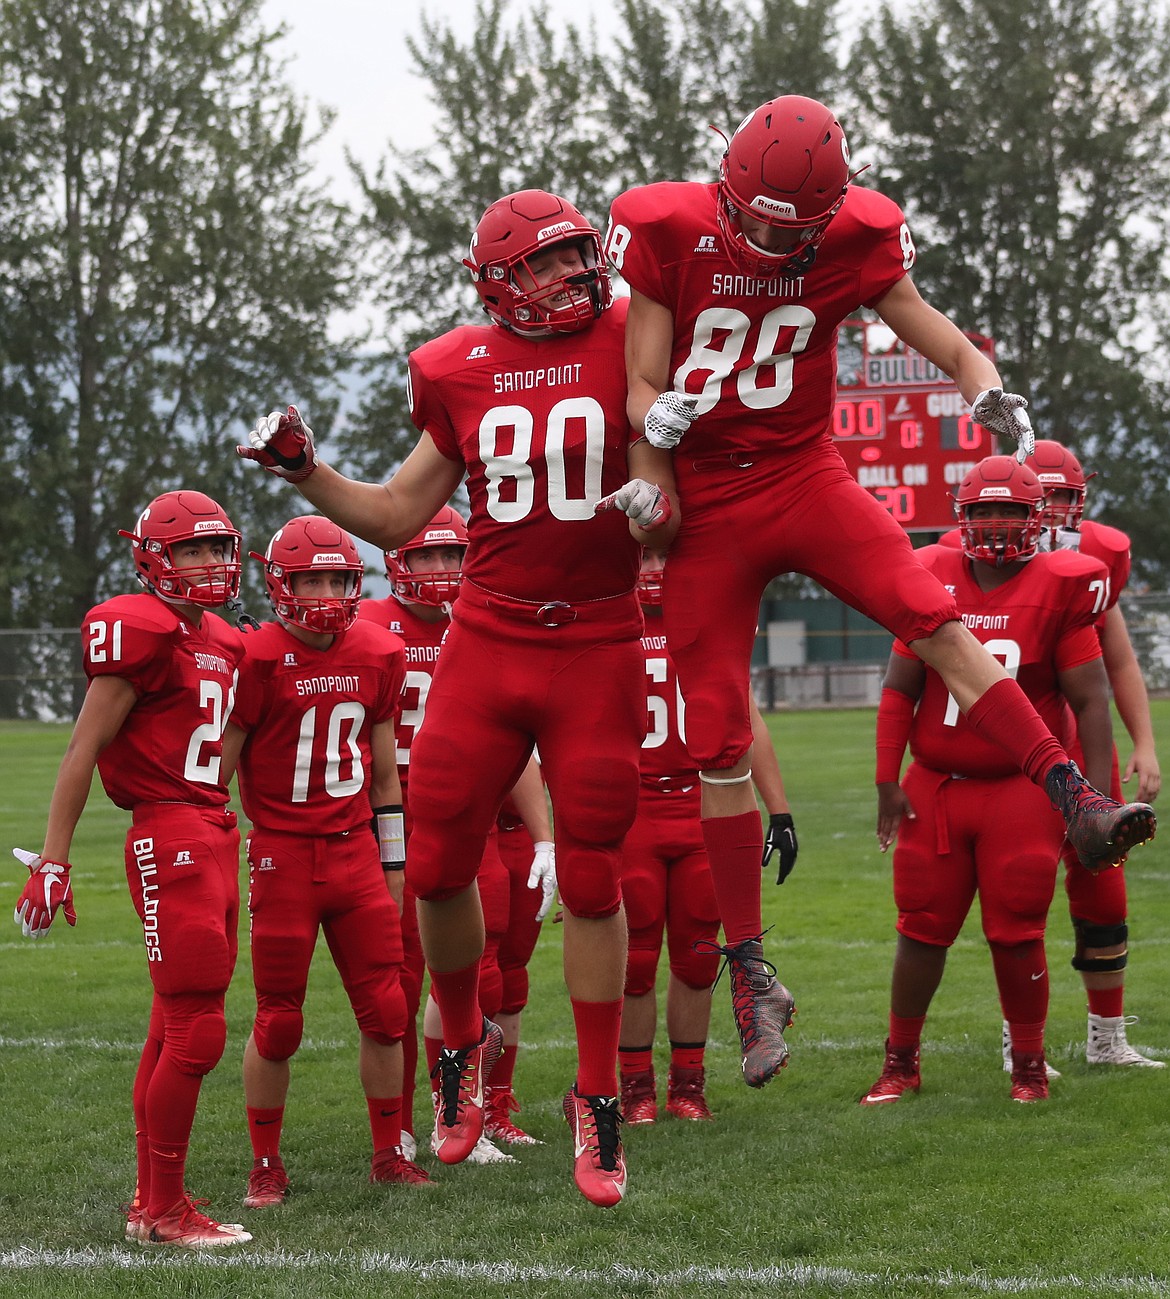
[{"x1": 2, "y1": 706, "x2": 1169, "y2": 1298}]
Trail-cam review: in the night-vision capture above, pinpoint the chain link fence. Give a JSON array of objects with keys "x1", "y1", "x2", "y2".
[{"x1": 4, "y1": 591, "x2": 1170, "y2": 721}]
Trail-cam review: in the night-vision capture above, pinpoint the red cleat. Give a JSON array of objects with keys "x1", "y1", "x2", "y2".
[
  {"x1": 243, "y1": 1155, "x2": 289, "y2": 1208},
  {"x1": 859, "y1": 1041, "x2": 921, "y2": 1106},
  {"x1": 563, "y1": 1086, "x2": 626, "y2": 1208},
  {"x1": 665, "y1": 1066, "x2": 713, "y2": 1121},
  {"x1": 370, "y1": 1146, "x2": 434, "y2": 1185},
  {"x1": 620, "y1": 1069, "x2": 658, "y2": 1126},
  {"x1": 484, "y1": 1084, "x2": 542, "y2": 1145},
  {"x1": 430, "y1": 1018, "x2": 503, "y2": 1165},
  {"x1": 144, "y1": 1195, "x2": 252, "y2": 1248}
]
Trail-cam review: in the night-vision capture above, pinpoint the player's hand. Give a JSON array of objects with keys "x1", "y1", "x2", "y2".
[
  {"x1": 644, "y1": 392, "x2": 699, "y2": 450},
  {"x1": 971, "y1": 388, "x2": 1035, "y2": 463},
  {"x1": 526, "y1": 840, "x2": 557, "y2": 922},
  {"x1": 1123, "y1": 745, "x2": 1161, "y2": 804},
  {"x1": 13, "y1": 848, "x2": 76, "y2": 939},
  {"x1": 236, "y1": 405, "x2": 318, "y2": 482},
  {"x1": 762, "y1": 812, "x2": 798, "y2": 885},
  {"x1": 876, "y1": 783, "x2": 915, "y2": 853},
  {"x1": 594, "y1": 479, "x2": 672, "y2": 530}
]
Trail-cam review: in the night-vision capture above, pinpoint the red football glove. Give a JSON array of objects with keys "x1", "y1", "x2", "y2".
[
  {"x1": 13, "y1": 848, "x2": 77, "y2": 939},
  {"x1": 236, "y1": 404, "x2": 318, "y2": 482}
]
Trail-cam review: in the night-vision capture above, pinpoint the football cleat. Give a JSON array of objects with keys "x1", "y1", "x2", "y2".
[
  {"x1": 243, "y1": 1154, "x2": 289, "y2": 1208},
  {"x1": 429, "y1": 1018, "x2": 504, "y2": 1165},
  {"x1": 665, "y1": 1066, "x2": 713, "y2": 1121},
  {"x1": 370, "y1": 1145, "x2": 434, "y2": 1185},
  {"x1": 702, "y1": 936, "x2": 795, "y2": 1087},
  {"x1": 1045, "y1": 761, "x2": 1156, "y2": 869},
  {"x1": 121, "y1": 1198, "x2": 148, "y2": 1244},
  {"x1": 484, "y1": 1085, "x2": 543, "y2": 1146},
  {"x1": 399, "y1": 1130, "x2": 417, "y2": 1161},
  {"x1": 144, "y1": 1195, "x2": 252, "y2": 1248},
  {"x1": 619, "y1": 1069, "x2": 658, "y2": 1126},
  {"x1": 1010, "y1": 1051, "x2": 1050, "y2": 1102},
  {"x1": 563, "y1": 1086, "x2": 626, "y2": 1208},
  {"x1": 1086, "y1": 1014, "x2": 1166, "y2": 1067},
  {"x1": 1001, "y1": 1021, "x2": 1061, "y2": 1078},
  {"x1": 430, "y1": 1126, "x2": 516, "y2": 1164},
  {"x1": 859, "y1": 1040, "x2": 921, "y2": 1105}
]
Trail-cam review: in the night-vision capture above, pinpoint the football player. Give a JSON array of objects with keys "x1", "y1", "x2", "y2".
[
  {"x1": 359, "y1": 509, "x2": 552, "y2": 1162},
  {"x1": 1016, "y1": 440, "x2": 1162, "y2": 1067},
  {"x1": 861, "y1": 457, "x2": 1115, "y2": 1104},
  {"x1": 619, "y1": 550, "x2": 798, "y2": 1125},
  {"x1": 12, "y1": 491, "x2": 252, "y2": 1248},
  {"x1": 220, "y1": 515, "x2": 431, "y2": 1205},
  {"x1": 607, "y1": 94, "x2": 1156, "y2": 1088},
  {"x1": 238, "y1": 189, "x2": 678, "y2": 1207}
]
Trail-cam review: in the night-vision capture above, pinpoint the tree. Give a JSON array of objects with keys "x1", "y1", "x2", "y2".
[
  {"x1": 853, "y1": 0, "x2": 1170, "y2": 578},
  {"x1": 0, "y1": 0, "x2": 355, "y2": 645}
]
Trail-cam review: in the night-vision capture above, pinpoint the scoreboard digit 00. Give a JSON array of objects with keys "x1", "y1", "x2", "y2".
[{"x1": 833, "y1": 320, "x2": 998, "y2": 532}]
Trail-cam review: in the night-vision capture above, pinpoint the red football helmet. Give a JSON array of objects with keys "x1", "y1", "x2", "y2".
[
  {"x1": 717, "y1": 95, "x2": 861, "y2": 278},
  {"x1": 253, "y1": 515, "x2": 363, "y2": 634},
  {"x1": 955, "y1": 456, "x2": 1044, "y2": 565},
  {"x1": 384, "y1": 506, "x2": 469, "y2": 607},
  {"x1": 463, "y1": 190, "x2": 612, "y2": 335},
  {"x1": 121, "y1": 490, "x2": 241, "y2": 607},
  {"x1": 637, "y1": 549, "x2": 666, "y2": 606},
  {"x1": 1031, "y1": 438, "x2": 1089, "y2": 531}
]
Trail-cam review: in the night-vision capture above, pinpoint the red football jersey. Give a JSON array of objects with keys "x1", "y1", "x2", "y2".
[
  {"x1": 941, "y1": 519, "x2": 1127, "y2": 636},
  {"x1": 82, "y1": 592, "x2": 244, "y2": 810},
  {"x1": 639, "y1": 621, "x2": 696, "y2": 783},
  {"x1": 231, "y1": 619, "x2": 405, "y2": 834},
  {"x1": 357, "y1": 594, "x2": 448, "y2": 786},
  {"x1": 895, "y1": 546, "x2": 1108, "y2": 777},
  {"x1": 407, "y1": 298, "x2": 640, "y2": 603},
  {"x1": 606, "y1": 182, "x2": 913, "y2": 459}
]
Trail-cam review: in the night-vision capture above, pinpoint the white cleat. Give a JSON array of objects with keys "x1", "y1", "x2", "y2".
[
  {"x1": 1086, "y1": 1014, "x2": 1166, "y2": 1067},
  {"x1": 430, "y1": 1128, "x2": 516, "y2": 1164}
]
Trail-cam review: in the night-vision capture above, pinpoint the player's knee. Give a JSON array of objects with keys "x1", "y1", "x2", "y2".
[
  {"x1": 355, "y1": 977, "x2": 408, "y2": 1045},
  {"x1": 499, "y1": 966, "x2": 528, "y2": 1016},
  {"x1": 1071, "y1": 917, "x2": 1129, "y2": 972},
  {"x1": 555, "y1": 759, "x2": 640, "y2": 849},
  {"x1": 253, "y1": 1006, "x2": 305, "y2": 1062},
  {"x1": 624, "y1": 943, "x2": 660, "y2": 998},
  {"x1": 167, "y1": 1004, "x2": 228, "y2": 1076},
  {"x1": 557, "y1": 856, "x2": 622, "y2": 919},
  {"x1": 668, "y1": 942, "x2": 720, "y2": 990}
]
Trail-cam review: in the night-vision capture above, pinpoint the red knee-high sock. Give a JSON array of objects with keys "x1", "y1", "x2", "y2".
[
  {"x1": 888, "y1": 1013, "x2": 926, "y2": 1050},
  {"x1": 400, "y1": 1025, "x2": 420, "y2": 1136},
  {"x1": 144, "y1": 1051, "x2": 204, "y2": 1217},
  {"x1": 246, "y1": 1106, "x2": 285, "y2": 1161},
  {"x1": 572, "y1": 998, "x2": 623, "y2": 1097},
  {"x1": 131, "y1": 1013, "x2": 164, "y2": 1210},
  {"x1": 367, "y1": 1095, "x2": 403, "y2": 1154},
  {"x1": 701, "y1": 810, "x2": 764, "y2": 945},
  {"x1": 1087, "y1": 986, "x2": 1125, "y2": 1018},
  {"x1": 991, "y1": 939, "x2": 1049, "y2": 1033},
  {"x1": 492, "y1": 1040, "x2": 517, "y2": 1091},
  {"x1": 427, "y1": 961, "x2": 484, "y2": 1050},
  {"x1": 965, "y1": 679, "x2": 1069, "y2": 787}
]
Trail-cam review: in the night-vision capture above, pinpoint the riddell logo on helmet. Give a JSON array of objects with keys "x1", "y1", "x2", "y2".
[
  {"x1": 977, "y1": 487, "x2": 1013, "y2": 498},
  {"x1": 750, "y1": 196, "x2": 797, "y2": 219},
  {"x1": 193, "y1": 521, "x2": 223, "y2": 533},
  {"x1": 423, "y1": 529, "x2": 459, "y2": 543},
  {"x1": 537, "y1": 221, "x2": 576, "y2": 241},
  {"x1": 1037, "y1": 472, "x2": 1069, "y2": 485},
  {"x1": 311, "y1": 553, "x2": 347, "y2": 565}
]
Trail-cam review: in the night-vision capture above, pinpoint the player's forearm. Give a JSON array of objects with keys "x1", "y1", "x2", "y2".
[
  {"x1": 509, "y1": 759, "x2": 551, "y2": 842},
  {"x1": 293, "y1": 463, "x2": 402, "y2": 550},
  {"x1": 1107, "y1": 657, "x2": 1156, "y2": 751},
  {"x1": 41, "y1": 748, "x2": 97, "y2": 863},
  {"x1": 750, "y1": 701, "x2": 789, "y2": 814},
  {"x1": 1073, "y1": 699, "x2": 1114, "y2": 793}
]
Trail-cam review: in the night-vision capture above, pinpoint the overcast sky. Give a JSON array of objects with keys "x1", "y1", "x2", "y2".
[{"x1": 262, "y1": 0, "x2": 625, "y2": 201}]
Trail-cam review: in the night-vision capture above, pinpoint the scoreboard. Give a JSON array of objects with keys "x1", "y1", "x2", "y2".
[{"x1": 833, "y1": 320, "x2": 998, "y2": 531}]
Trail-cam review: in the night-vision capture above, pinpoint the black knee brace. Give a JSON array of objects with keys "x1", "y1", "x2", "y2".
[{"x1": 1071, "y1": 917, "x2": 1129, "y2": 973}]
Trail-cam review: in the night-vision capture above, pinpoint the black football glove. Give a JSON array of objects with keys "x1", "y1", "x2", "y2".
[{"x1": 762, "y1": 812, "x2": 798, "y2": 885}]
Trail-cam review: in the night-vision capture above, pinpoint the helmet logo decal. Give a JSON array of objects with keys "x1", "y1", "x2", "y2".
[{"x1": 537, "y1": 220, "x2": 576, "y2": 241}]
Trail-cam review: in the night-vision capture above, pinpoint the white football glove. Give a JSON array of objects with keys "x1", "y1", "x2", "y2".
[
  {"x1": 971, "y1": 388, "x2": 1035, "y2": 463},
  {"x1": 236, "y1": 404, "x2": 319, "y2": 482},
  {"x1": 644, "y1": 391, "x2": 699, "y2": 450},
  {"x1": 594, "y1": 478, "x2": 673, "y2": 530},
  {"x1": 526, "y1": 841, "x2": 557, "y2": 922},
  {"x1": 13, "y1": 848, "x2": 76, "y2": 939}
]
